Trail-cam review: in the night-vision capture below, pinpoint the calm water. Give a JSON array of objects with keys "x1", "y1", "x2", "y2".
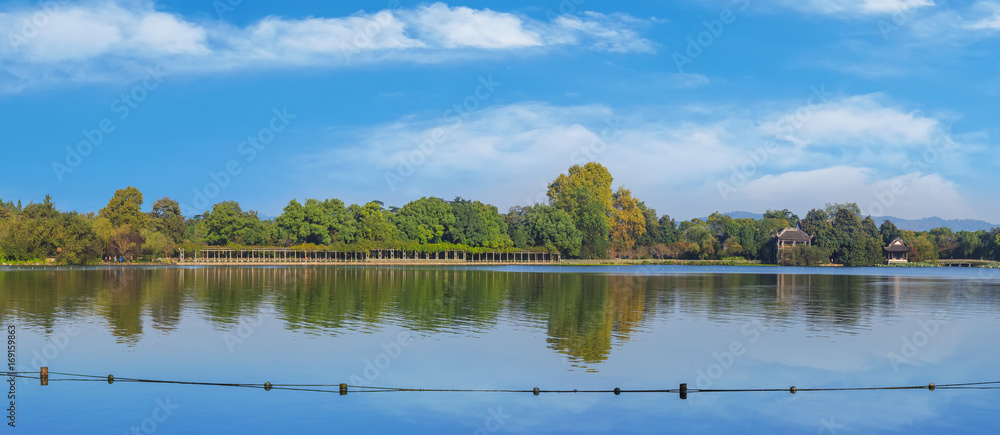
[{"x1": 1, "y1": 265, "x2": 998, "y2": 434}]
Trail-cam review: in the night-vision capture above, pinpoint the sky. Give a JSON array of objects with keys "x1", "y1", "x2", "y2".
[{"x1": 0, "y1": 0, "x2": 998, "y2": 222}]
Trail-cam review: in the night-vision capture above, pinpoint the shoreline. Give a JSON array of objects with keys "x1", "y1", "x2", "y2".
[{"x1": 4, "y1": 260, "x2": 996, "y2": 268}]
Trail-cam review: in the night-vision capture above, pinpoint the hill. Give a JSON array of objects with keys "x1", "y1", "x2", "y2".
[
  {"x1": 872, "y1": 216, "x2": 998, "y2": 232},
  {"x1": 700, "y1": 212, "x2": 998, "y2": 233}
]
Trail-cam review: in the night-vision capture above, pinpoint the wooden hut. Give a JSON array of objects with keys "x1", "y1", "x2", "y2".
[{"x1": 884, "y1": 237, "x2": 910, "y2": 264}]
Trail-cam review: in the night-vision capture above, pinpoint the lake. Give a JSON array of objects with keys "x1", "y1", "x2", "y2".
[{"x1": 2, "y1": 265, "x2": 998, "y2": 434}]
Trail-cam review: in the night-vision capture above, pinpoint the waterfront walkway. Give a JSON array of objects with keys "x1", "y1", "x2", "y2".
[{"x1": 178, "y1": 248, "x2": 560, "y2": 265}]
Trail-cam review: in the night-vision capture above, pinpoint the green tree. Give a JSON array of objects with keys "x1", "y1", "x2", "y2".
[
  {"x1": 635, "y1": 203, "x2": 662, "y2": 247},
  {"x1": 861, "y1": 216, "x2": 880, "y2": 240},
  {"x1": 140, "y1": 228, "x2": 172, "y2": 259},
  {"x1": 824, "y1": 202, "x2": 861, "y2": 219},
  {"x1": 909, "y1": 233, "x2": 938, "y2": 263},
  {"x1": 54, "y1": 212, "x2": 102, "y2": 264},
  {"x1": 1, "y1": 196, "x2": 60, "y2": 261},
  {"x1": 109, "y1": 225, "x2": 144, "y2": 259},
  {"x1": 522, "y1": 204, "x2": 583, "y2": 256},
  {"x1": 100, "y1": 187, "x2": 146, "y2": 230},
  {"x1": 203, "y1": 201, "x2": 268, "y2": 246},
  {"x1": 781, "y1": 244, "x2": 830, "y2": 266},
  {"x1": 799, "y1": 209, "x2": 836, "y2": 253},
  {"x1": 984, "y1": 228, "x2": 1000, "y2": 260},
  {"x1": 352, "y1": 202, "x2": 397, "y2": 243},
  {"x1": 680, "y1": 220, "x2": 719, "y2": 259},
  {"x1": 726, "y1": 218, "x2": 769, "y2": 260},
  {"x1": 657, "y1": 215, "x2": 679, "y2": 245},
  {"x1": 764, "y1": 209, "x2": 799, "y2": 226},
  {"x1": 275, "y1": 198, "x2": 352, "y2": 245},
  {"x1": 149, "y1": 197, "x2": 184, "y2": 243},
  {"x1": 548, "y1": 162, "x2": 614, "y2": 228},
  {"x1": 929, "y1": 227, "x2": 958, "y2": 259},
  {"x1": 505, "y1": 206, "x2": 530, "y2": 249},
  {"x1": 957, "y1": 230, "x2": 984, "y2": 259},
  {"x1": 829, "y1": 209, "x2": 882, "y2": 266},
  {"x1": 879, "y1": 220, "x2": 902, "y2": 246},
  {"x1": 391, "y1": 197, "x2": 455, "y2": 244},
  {"x1": 562, "y1": 186, "x2": 610, "y2": 258},
  {"x1": 447, "y1": 199, "x2": 512, "y2": 249}
]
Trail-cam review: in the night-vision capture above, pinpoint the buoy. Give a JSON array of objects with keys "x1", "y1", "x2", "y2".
[
  {"x1": 533, "y1": 387, "x2": 539, "y2": 396},
  {"x1": 40, "y1": 367, "x2": 48, "y2": 386},
  {"x1": 264, "y1": 382, "x2": 272, "y2": 391},
  {"x1": 789, "y1": 386, "x2": 796, "y2": 394},
  {"x1": 928, "y1": 383, "x2": 935, "y2": 391},
  {"x1": 679, "y1": 383, "x2": 688, "y2": 400},
  {"x1": 108, "y1": 375, "x2": 115, "y2": 384},
  {"x1": 339, "y1": 383, "x2": 348, "y2": 395},
  {"x1": 614, "y1": 387, "x2": 621, "y2": 396}
]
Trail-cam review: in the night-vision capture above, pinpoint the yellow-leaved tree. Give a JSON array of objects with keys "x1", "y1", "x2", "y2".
[{"x1": 610, "y1": 186, "x2": 646, "y2": 251}]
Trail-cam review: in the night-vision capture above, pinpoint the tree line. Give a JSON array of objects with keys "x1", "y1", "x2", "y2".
[{"x1": 1, "y1": 162, "x2": 998, "y2": 265}]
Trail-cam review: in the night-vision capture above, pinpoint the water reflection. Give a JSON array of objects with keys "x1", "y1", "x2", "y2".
[{"x1": 1, "y1": 266, "x2": 999, "y2": 366}]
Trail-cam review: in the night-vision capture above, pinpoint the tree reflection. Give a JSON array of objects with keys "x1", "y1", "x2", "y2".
[{"x1": 2, "y1": 267, "x2": 997, "y2": 366}]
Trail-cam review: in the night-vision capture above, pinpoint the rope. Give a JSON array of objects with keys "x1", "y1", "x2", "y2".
[{"x1": 6, "y1": 371, "x2": 999, "y2": 396}]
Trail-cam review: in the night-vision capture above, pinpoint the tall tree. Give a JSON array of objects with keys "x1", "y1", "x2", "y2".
[
  {"x1": 447, "y1": 199, "x2": 512, "y2": 248},
  {"x1": 505, "y1": 206, "x2": 530, "y2": 249},
  {"x1": 352, "y1": 202, "x2": 397, "y2": 243},
  {"x1": 148, "y1": 197, "x2": 184, "y2": 243},
  {"x1": 203, "y1": 201, "x2": 268, "y2": 246},
  {"x1": 547, "y1": 162, "x2": 614, "y2": 227},
  {"x1": 957, "y1": 230, "x2": 984, "y2": 259},
  {"x1": 562, "y1": 186, "x2": 610, "y2": 258},
  {"x1": 830, "y1": 209, "x2": 882, "y2": 266},
  {"x1": 635, "y1": 203, "x2": 662, "y2": 247},
  {"x1": 100, "y1": 187, "x2": 146, "y2": 230},
  {"x1": 799, "y1": 209, "x2": 836, "y2": 252},
  {"x1": 929, "y1": 227, "x2": 959, "y2": 259},
  {"x1": 824, "y1": 202, "x2": 861, "y2": 219},
  {"x1": 391, "y1": 197, "x2": 456, "y2": 244},
  {"x1": 522, "y1": 204, "x2": 583, "y2": 256},
  {"x1": 879, "y1": 220, "x2": 902, "y2": 246},
  {"x1": 764, "y1": 209, "x2": 799, "y2": 227},
  {"x1": 657, "y1": 215, "x2": 679, "y2": 245},
  {"x1": 609, "y1": 187, "x2": 646, "y2": 251}
]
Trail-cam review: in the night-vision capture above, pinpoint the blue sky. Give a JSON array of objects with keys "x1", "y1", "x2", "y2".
[{"x1": 1, "y1": 0, "x2": 998, "y2": 221}]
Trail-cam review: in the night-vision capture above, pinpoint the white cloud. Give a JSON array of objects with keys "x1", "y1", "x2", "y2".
[
  {"x1": 669, "y1": 73, "x2": 710, "y2": 88},
  {"x1": 0, "y1": 1, "x2": 655, "y2": 91},
  {"x1": 406, "y1": 3, "x2": 541, "y2": 49},
  {"x1": 763, "y1": 94, "x2": 942, "y2": 148},
  {"x1": 0, "y1": 2, "x2": 208, "y2": 62},
  {"x1": 967, "y1": 15, "x2": 1000, "y2": 29},
  {"x1": 760, "y1": 0, "x2": 934, "y2": 15},
  {"x1": 223, "y1": 11, "x2": 423, "y2": 65},
  {"x1": 964, "y1": 2, "x2": 1000, "y2": 29},
  {"x1": 296, "y1": 94, "x2": 981, "y2": 219},
  {"x1": 858, "y1": 0, "x2": 935, "y2": 14},
  {"x1": 727, "y1": 167, "x2": 974, "y2": 218},
  {"x1": 547, "y1": 12, "x2": 657, "y2": 54}
]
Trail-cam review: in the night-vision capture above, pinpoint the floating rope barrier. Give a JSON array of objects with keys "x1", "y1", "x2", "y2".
[{"x1": 6, "y1": 369, "x2": 999, "y2": 399}]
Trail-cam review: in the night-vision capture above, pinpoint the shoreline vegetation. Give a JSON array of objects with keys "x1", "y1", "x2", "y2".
[
  {"x1": 2, "y1": 163, "x2": 998, "y2": 267},
  {"x1": 5, "y1": 259, "x2": 1000, "y2": 268}
]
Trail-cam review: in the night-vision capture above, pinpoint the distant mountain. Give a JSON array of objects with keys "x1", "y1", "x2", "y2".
[
  {"x1": 698, "y1": 211, "x2": 997, "y2": 233},
  {"x1": 872, "y1": 216, "x2": 998, "y2": 232},
  {"x1": 695, "y1": 211, "x2": 764, "y2": 221},
  {"x1": 722, "y1": 211, "x2": 764, "y2": 220}
]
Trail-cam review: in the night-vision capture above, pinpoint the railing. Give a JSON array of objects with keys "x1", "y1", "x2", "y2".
[{"x1": 178, "y1": 248, "x2": 559, "y2": 264}]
